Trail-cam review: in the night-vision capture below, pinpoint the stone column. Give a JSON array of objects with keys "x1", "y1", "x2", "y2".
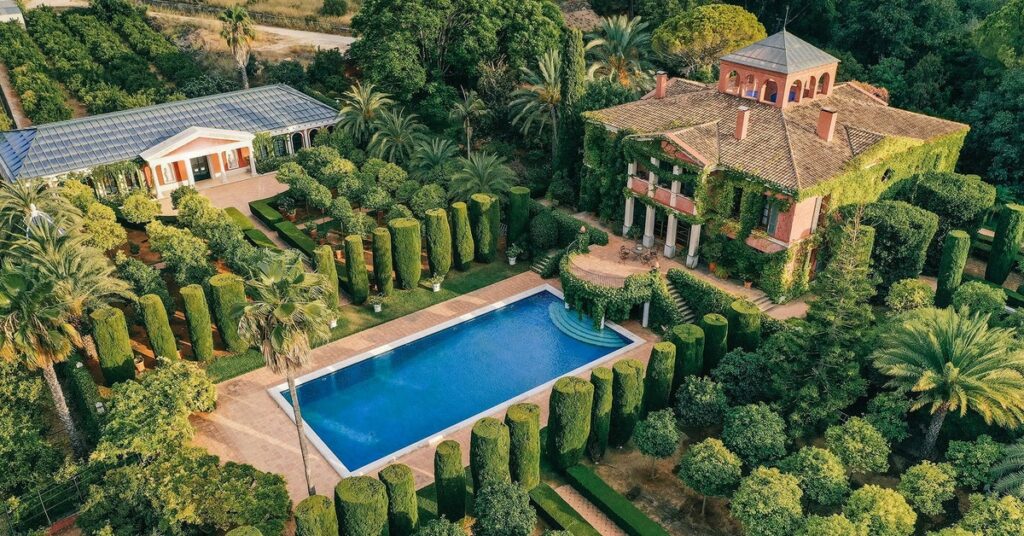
[
  {"x1": 246, "y1": 144, "x2": 258, "y2": 176},
  {"x1": 183, "y1": 159, "x2": 196, "y2": 187},
  {"x1": 623, "y1": 196, "x2": 635, "y2": 236},
  {"x1": 664, "y1": 214, "x2": 678, "y2": 257},
  {"x1": 641, "y1": 301, "x2": 650, "y2": 327},
  {"x1": 686, "y1": 223, "x2": 702, "y2": 268},
  {"x1": 642, "y1": 205, "x2": 656, "y2": 247}
]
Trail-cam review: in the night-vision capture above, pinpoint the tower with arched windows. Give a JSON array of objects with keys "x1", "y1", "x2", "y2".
[{"x1": 717, "y1": 31, "x2": 839, "y2": 108}]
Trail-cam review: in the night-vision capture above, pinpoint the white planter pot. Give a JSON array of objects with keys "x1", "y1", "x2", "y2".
[
  {"x1": 508, "y1": 257, "x2": 517, "y2": 266},
  {"x1": 432, "y1": 283, "x2": 441, "y2": 292},
  {"x1": 330, "y1": 319, "x2": 338, "y2": 329},
  {"x1": 372, "y1": 303, "x2": 382, "y2": 313}
]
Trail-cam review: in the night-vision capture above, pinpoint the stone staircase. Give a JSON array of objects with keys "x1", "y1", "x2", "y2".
[
  {"x1": 531, "y1": 251, "x2": 558, "y2": 275},
  {"x1": 548, "y1": 303, "x2": 627, "y2": 347},
  {"x1": 750, "y1": 293, "x2": 776, "y2": 312},
  {"x1": 666, "y1": 281, "x2": 697, "y2": 324}
]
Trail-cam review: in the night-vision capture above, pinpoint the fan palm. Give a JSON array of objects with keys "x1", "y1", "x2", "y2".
[
  {"x1": 367, "y1": 108, "x2": 427, "y2": 165},
  {"x1": 509, "y1": 49, "x2": 562, "y2": 161},
  {"x1": 993, "y1": 442, "x2": 1024, "y2": 498},
  {"x1": 219, "y1": 6, "x2": 256, "y2": 88},
  {"x1": 0, "y1": 178, "x2": 79, "y2": 239},
  {"x1": 449, "y1": 88, "x2": 489, "y2": 157},
  {"x1": 338, "y1": 81, "x2": 394, "y2": 145},
  {"x1": 449, "y1": 152, "x2": 515, "y2": 201},
  {"x1": 586, "y1": 15, "x2": 654, "y2": 89},
  {"x1": 236, "y1": 252, "x2": 333, "y2": 497},
  {"x1": 409, "y1": 138, "x2": 458, "y2": 184},
  {"x1": 872, "y1": 307, "x2": 1024, "y2": 458}
]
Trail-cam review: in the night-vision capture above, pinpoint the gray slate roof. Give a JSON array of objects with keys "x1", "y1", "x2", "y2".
[
  {"x1": 720, "y1": 30, "x2": 839, "y2": 74},
  {"x1": 0, "y1": 84, "x2": 338, "y2": 181}
]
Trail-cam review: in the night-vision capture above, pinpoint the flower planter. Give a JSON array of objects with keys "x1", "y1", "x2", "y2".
[
  {"x1": 743, "y1": 280, "x2": 753, "y2": 289},
  {"x1": 372, "y1": 303, "x2": 383, "y2": 313},
  {"x1": 508, "y1": 256, "x2": 517, "y2": 266},
  {"x1": 708, "y1": 262, "x2": 718, "y2": 273},
  {"x1": 432, "y1": 283, "x2": 441, "y2": 292}
]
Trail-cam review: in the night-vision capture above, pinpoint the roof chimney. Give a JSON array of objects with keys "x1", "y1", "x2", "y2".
[
  {"x1": 817, "y1": 107, "x2": 838, "y2": 142},
  {"x1": 735, "y1": 106, "x2": 750, "y2": 140},
  {"x1": 654, "y1": 71, "x2": 668, "y2": 99}
]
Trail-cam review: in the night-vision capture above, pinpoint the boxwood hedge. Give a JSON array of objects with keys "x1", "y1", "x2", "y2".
[
  {"x1": 372, "y1": 227, "x2": 394, "y2": 295},
  {"x1": 508, "y1": 186, "x2": 531, "y2": 245},
  {"x1": 334, "y1": 476, "x2": 388, "y2": 536},
  {"x1": 294, "y1": 495, "x2": 337, "y2": 536},
  {"x1": 588, "y1": 367, "x2": 613, "y2": 462},
  {"x1": 643, "y1": 342, "x2": 676, "y2": 413},
  {"x1": 139, "y1": 293, "x2": 179, "y2": 360},
  {"x1": 379, "y1": 464, "x2": 418, "y2": 536},
  {"x1": 937, "y1": 230, "x2": 971, "y2": 307},
  {"x1": 434, "y1": 440, "x2": 466, "y2": 521},
  {"x1": 470, "y1": 194, "x2": 499, "y2": 263},
  {"x1": 424, "y1": 208, "x2": 452, "y2": 277},
  {"x1": 700, "y1": 313, "x2": 728, "y2": 373},
  {"x1": 389, "y1": 218, "x2": 422, "y2": 289},
  {"x1": 181, "y1": 284, "x2": 214, "y2": 362},
  {"x1": 549, "y1": 376, "x2": 594, "y2": 470},
  {"x1": 854, "y1": 200, "x2": 939, "y2": 292},
  {"x1": 986, "y1": 204, "x2": 1024, "y2": 284},
  {"x1": 451, "y1": 201, "x2": 475, "y2": 270},
  {"x1": 209, "y1": 274, "x2": 246, "y2": 352},
  {"x1": 610, "y1": 359, "x2": 644, "y2": 447},
  {"x1": 90, "y1": 306, "x2": 135, "y2": 385},
  {"x1": 470, "y1": 417, "x2": 511, "y2": 492},
  {"x1": 668, "y1": 324, "x2": 704, "y2": 389},
  {"x1": 344, "y1": 235, "x2": 370, "y2": 304},
  {"x1": 505, "y1": 403, "x2": 540, "y2": 490},
  {"x1": 727, "y1": 300, "x2": 761, "y2": 351},
  {"x1": 314, "y1": 244, "x2": 340, "y2": 308}
]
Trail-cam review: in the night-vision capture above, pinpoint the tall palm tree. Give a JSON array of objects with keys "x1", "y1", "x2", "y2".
[
  {"x1": 449, "y1": 88, "x2": 489, "y2": 157},
  {"x1": 367, "y1": 108, "x2": 427, "y2": 165},
  {"x1": 449, "y1": 152, "x2": 515, "y2": 201},
  {"x1": 236, "y1": 252, "x2": 333, "y2": 497},
  {"x1": 219, "y1": 6, "x2": 256, "y2": 89},
  {"x1": 510, "y1": 49, "x2": 562, "y2": 161},
  {"x1": 992, "y1": 442, "x2": 1024, "y2": 498},
  {"x1": 586, "y1": 15, "x2": 654, "y2": 89},
  {"x1": 0, "y1": 179, "x2": 79, "y2": 239},
  {"x1": 410, "y1": 138, "x2": 458, "y2": 183},
  {"x1": 338, "y1": 81, "x2": 394, "y2": 145},
  {"x1": 872, "y1": 307, "x2": 1024, "y2": 458}
]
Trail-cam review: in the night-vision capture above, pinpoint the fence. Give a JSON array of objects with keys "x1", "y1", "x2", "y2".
[{"x1": 142, "y1": 0, "x2": 353, "y2": 35}]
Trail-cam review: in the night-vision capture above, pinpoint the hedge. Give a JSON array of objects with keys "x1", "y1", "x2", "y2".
[
  {"x1": 139, "y1": 293, "x2": 179, "y2": 360},
  {"x1": 334, "y1": 476, "x2": 388, "y2": 536},
  {"x1": 564, "y1": 465, "x2": 670, "y2": 536},
  {"x1": 61, "y1": 355, "x2": 103, "y2": 446},
  {"x1": 937, "y1": 230, "x2": 971, "y2": 308},
  {"x1": 528, "y1": 483, "x2": 602, "y2": 536},
  {"x1": 588, "y1": 367, "x2": 613, "y2": 462},
  {"x1": 90, "y1": 306, "x2": 135, "y2": 385},
  {"x1": 855, "y1": 201, "x2": 939, "y2": 292},
  {"x1": 209, "y1": 274, "x2": 247, "y2": 352},
  {"x1": 294, "y1": 495, "x2": 337, "y2": 536},
  {"x1": 434, "y1": 440, "x2": 466, "y2": 521},
  {"x1": 389, "y1": 218, "x2": 422, "y2": 289},
  {"x1": 470, "y1": 194, "x2": 499, "y2": 263},
  {"x1": 548, "y1": 376, "x2": 594, "y2": 469},
  {"x1": 471, "y1": 417, "x2": 511, "y2": 492},
  {"x1": 986, "y1": 204, "x2": 1024, "y2": 284},
  {"x1": 249, "y1": 198, "x2": 284, "y2": 227},
  {"x1": 700, "y1": 313, "x2": 728, "y2": 373},
  {"x1": 181, "y1": 284, "x2": 214, "y2": 362},
  {"x1": 273, "y1": 220, "x2": 316, "y2": 256},
  {"x1": 379, "y1": 464, "x2": 418, "y2": 536},
  {"x1": 668, "y1": 324, "x2": 704, "y2": 388},
  {"x1": 314, "y1": 245, "x2": 340, "y2": 308},
  {"x1": 665, "y1": 268, "x2": 786, "y2": 339},
  {"x1": 372, "y1": 227, "x2": 394, "y2": 296},
  {"x1": 530, "y1": 200, "x2": 610, "y2": 248},
  {"x1": 225, "y1": 527, "x2": 262, "y2": 536},
  {"x1": 508, "y1": 187, "x2": 531, "y2": 246},
  {"x1": 644, "y1": 342, "x2": 676, "y2": 414},
  {"x1": 225, "y1": 207, "x2": 256, "y2": 231},
  {"x1": 610, "y1": 359, "x2": 644, "y2": 448},
  {"x1": 450, "y1": 202, "x2": 475, "y2": 271},
  {"x1": 345, "y1": 235, "x2": 370, "y2": 304},
  {"x1": 424, "y1": 208, "x2": 453, "y2": 277},
  {"x1": 505, "y1": 403, "x2": 540, "y2": 491},
  {"x1": 243, "y1": 228, "x2": 278, "y2": 249},
  {"x1": 727, "y1": 300, "x2": 761, "y2": 351}
]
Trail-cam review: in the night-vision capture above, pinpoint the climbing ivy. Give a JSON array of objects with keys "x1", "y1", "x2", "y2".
[{"x1": 559, "y1": 253, "x2": 681, "y2": 332}]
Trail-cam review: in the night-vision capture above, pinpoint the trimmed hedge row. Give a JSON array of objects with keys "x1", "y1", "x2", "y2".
[
  {"x1": 470, "y1": 417, "x2": 511, "y2": 492},
  {"x1": 564, "y1": 465, "x2": 670, "y2": 536},
  {"x1": 379, "y1": 464, "x2": 418, "y2": 536},
  {"x1": 610, "y1": 359, "x2": 644, "y2": 448},
  {"x1": 727, "y1": 300, "x2": 761, "y2": 351},
  {"x1": 372, "y1": 227, "x2": 394, "y2": 295},
  {"x1": 529, "y1": 483, "x2": 602, "y2": 536},
  {"x1": 505, "y1": 403, "x2": 541, "y2": 491},
  {"x1": 390, "y1": 218, "x2": 422, "y2": 289},
  {"x1": 334, "y1": 476, "x2": 387, "y2": 536},
  {"x1": 666, "y1": 268, "x2": 785, "y2": 338},
  {"x1": 529, "y1": 200, "x2": 610, "y2": 248},
  {"x1": 668, "y1": 324, "x2": 703, "y2": 387},
  {"x1": 273, "y1": 220, "x2": 317, "y2": 257},
  {"x1": 855, "y1": 200, "x2": 939, "y2": 292},
  {"x1": 588, "y1": 367, "x2": 613, "y2": 462},
  {"x1": 209, "y1": 274, "x2": 246, "y2": 352},
  {"x1": 139, "y1": 293, "x2": 179, "y2": 360},
  {"x1": 700, "y1": 313, "x2": 728, "y2": 372},
  {"x1": 451, "y1": 201, "x2": 475, "y2": 271},
  {"x1": 986, "y1": 204, "x2": 1024, "y2": 284},
  {"x1": 937, "y1": 230, "x2": 971, "y2": 308},
  {"x1": 243, "y1": 228, "x2": 279, "y2": 249},
  {"x1": 548, "y1": 376, "x2": 594, "y2": 470},
  {"x1": 344, "y1": 235, "x2": 370, "y2": 304},
  {"x1": 0, "y1": 22, "x2": 73, "y2": 123},
  {"x1": 644, "y1": 342, "x2": 676, "y2": 413},
  {"x1": 61, "y1": 355, "x2": 103, "y2": 445},
  {"x1": 424, "y1": 208, "x2": 452, "y2": 277},
  {"x1": 181, "y1": 284, "x2": 214, "y2": 362},
  {"x1": 249, "y1": 198, "x2": 284, "y2": 227},
  {"x1": 90, "y1": 306, "x2": 135, "y2": 385},
  {"x1": 508, "y1": 186, "x2": 531, "y2": 245},
  {"x1": 433, "y1": 440, "x2": 466, "y2": 521},
  {"x1": 225, "y1": 207, "x2": 256, "y2": 231},
  {"x1": 314, "y1": 244, "x2": 340, "y2": 308}
]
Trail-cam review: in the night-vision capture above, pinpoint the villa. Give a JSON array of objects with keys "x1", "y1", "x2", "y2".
[
  {"x1": 585, "y1": 31, "x2": 969, "y2": 300},
  {"x1": 0, "y1": 84, "x2": 338, "y2": 199}
]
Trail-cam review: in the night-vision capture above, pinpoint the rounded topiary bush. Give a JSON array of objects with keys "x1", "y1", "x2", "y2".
[
  {"x1": 389, "y1": 218, "x2": 422, "y2": 289},
  {"x1": 824, "y1": 417, "x2": 890, "y2": 474},
  {"x1": 433, "y1": 440, "x2": 466, "y2": 521},
  {"x1": 450, "y1": 202, "x2": 475, "y2": 270},
  {"x1": 588, "y1": 367, "x2": 612, "y2": 462},
  {"x1": 424, "y1": 208, "x2": 452, "y2": 277},
  {"x1": 508, "y1": 186, "x2": 531, "y2": 245},
  {"x1": 727, "y1": 300, "x2": 761, "y2": 350},
  {"x1": 897, "y1": 461, "x2": 956, "y2": 517},
  {"x1": 209, "y1": 273, "x2": 247, "y2": 352},
  {"x1": 91, "y1": 306, "x2": 135, "y2": 385},
  {"x1": 505, "y1": 403, "x2": 540, "y2": 490},
  {"x1": 469, "y1": 194, "x2": 498, "y2": 263},
  {"x1": 345, "y1": 235, "x2": 370, "y2": 304},
  {"x1": 139, "y1": 293, "x2": 179, "y2": 360},
  {"x1": 530, "y1": 210, "x2": 558, "y2": 253},
  {"x1": 722, "y1": 403, "x2": 787, "y2": 467},
  {"x1": 314, "y1": 244, "x2": 340, "y2": 308},
  {"x1": 643, "y1": 342, "x2": 676, "y2": 413},
  {"x1": 700, "y1": 313, "x2": 728, "y2": 372},
  {"x1": 885, "y1": 279, "x2": 935, "y2": 315},
  {"x1": 936, "y1": 230, "x2": 971, "y2": 308},
  {"x1": 610, "y1": 359, "x2": 645, "y2": 447},
  {"x1": 731, "y1": 467, "x2": 803, "y2": 536},
  {"x1": 294, "y1": 495, "x2": 337, "y2": 536},
  {"x1": 334, "y1": 476, "x2": 387, "y2": 536},
  {"x1": 225, "y1": 527, "x2": 262, "y2": 536},
  {"x1": 779, "y1": 446, "x2": 850, "y2": 506},
  {"x1": 379, "y1": 463, "x2": 418, "y2": 536},
  {"x1": 668, "y1": 324, "x2": 704, "y2": 391},
  {"x1": 675, "y1": 376, "x2": 727, "y2": 429},
  {"x1": 181, "y1": 283, "x2": 214, "y2": 362},
  {"x1": 471, "y1": 417, "x2": 510, "y2": 493},
  {"x1": 549, "y1": 376, "x2": 594, "y2": 469},
  {"x1": 952, "y1": 280, "x2": 1006, "y2": 319},
  {"x1": 843, "y1": 485, "x2": 916, "y2": 536},
  {"x1": 372, "y1": 227, "x2": 394, "y2": 295},
  {"x1": 473, "y1": 481, "x2": 536, "y2": 536}
]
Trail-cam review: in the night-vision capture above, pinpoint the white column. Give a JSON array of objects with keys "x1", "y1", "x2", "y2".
[
  {"x1": 686, "y1": 223, "x2": 702, "y2": 268},
  {"x1": 623, "y1": 196, "x2": 635, "y2": 236},
  {"x1": 184, "y1": 159, "x2": 196, "y2": 187},
  {"x1": 642, "y1": 205, "x2": 656, "y2": 247},
  {"x1": 641, "y1": 301, "x2": 650, "y2": 327},
  {"x1": 664, "y1": 214, "x2": 678, "y2": 257},
  {"x1": 286, "y1": 135, "x2": 295, "y2": 155},
  {"x1": 247, "y1": 144, "x2": 258, "y2": 176}
]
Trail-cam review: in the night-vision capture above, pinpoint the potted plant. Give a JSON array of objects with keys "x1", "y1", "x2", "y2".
[
  {"x1": 701, "y1": 239, "x2": 723, "y2": 273},
  {"x1": 369, "y1": 294, "x2": 385, "y2": 313},
  {"x1": 507, "y1": 243, "x2": 523, "y2": 266},
  {"x1": 427, "y1": 275, "x2": 444, "y2": 292},
  {"x1": 277, "y1": 195, "x2": 297, "y2": 221},
  {"x1": 134, "y1": 355, "x2": 145, "y2": 373}
]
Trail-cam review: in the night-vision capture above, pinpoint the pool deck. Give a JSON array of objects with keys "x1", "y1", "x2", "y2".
[{"x1": 190, "y1": 271, "x2": 662, "y2": 500}]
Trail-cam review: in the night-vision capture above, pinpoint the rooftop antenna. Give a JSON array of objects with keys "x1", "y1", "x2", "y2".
[{"x1": 782, "y1": 5, "x2": 791, "y2": 31}]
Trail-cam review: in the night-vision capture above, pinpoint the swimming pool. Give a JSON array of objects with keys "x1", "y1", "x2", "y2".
[{"x1": 269, "y1": 285, "x2": 643, "y2": 476}]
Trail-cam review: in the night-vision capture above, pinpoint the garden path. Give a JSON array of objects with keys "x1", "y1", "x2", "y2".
[{"x1": 553, "y1": 484, "x2": 628, "y2": 536}]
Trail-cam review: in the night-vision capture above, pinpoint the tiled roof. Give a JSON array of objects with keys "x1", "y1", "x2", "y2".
[
  {"x1": 0, "y1": 85, "x2": 338, "y2": 181},
  {"x1": 721, "y1": 30, "x2": 840, "y2": 74},
  {"x1": 587, "y1": 81, "x2": 968, "y2": 193}
]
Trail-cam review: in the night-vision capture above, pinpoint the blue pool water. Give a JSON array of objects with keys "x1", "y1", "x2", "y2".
[{"x1": 281, "y1": 289, "x2": 632, "y2": 472}]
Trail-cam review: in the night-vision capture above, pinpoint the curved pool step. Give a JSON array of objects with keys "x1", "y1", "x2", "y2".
[{"x1": 548, "y1": 303, "x2": 625, "y2": 348}]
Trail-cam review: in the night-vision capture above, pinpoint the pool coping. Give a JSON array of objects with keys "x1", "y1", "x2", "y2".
[{"x1": 267, "y1": 283, "x2": 645, "y2": 478}]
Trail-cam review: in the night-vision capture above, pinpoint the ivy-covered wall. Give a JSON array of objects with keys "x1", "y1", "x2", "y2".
[{"x1": 559, "y1": 253, "x2": 680, "y2": 332}]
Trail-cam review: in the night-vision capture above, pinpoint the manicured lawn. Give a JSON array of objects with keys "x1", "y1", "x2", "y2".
[{"x1": 205, "y1": 349, "x2": 264, "y2": 383}]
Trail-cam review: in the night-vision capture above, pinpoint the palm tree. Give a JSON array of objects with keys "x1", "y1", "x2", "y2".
[
  {"x1": 509, "y1": 49, "x2": 562, "y2": 161},
  {"x1": 338, "y1": 81, "x2": 394, "y2": 145},
  {"x1": 0, "y1": 179, "x2": 79, "y2": 239},
  {"x1": 449, "y1": 89, "x2": 489, "y2": 157},
  {"x1": 872, "y1": 307, "x2": 1024, "y2": 458},
  {"x1": 236, "y1": 252, "x2": 333, "y2": 497},
  {"x1": 409, "y1": 138, "x2": 458, "y2": 183},
  {"x1": 219, "y1": 6, "x2": 256, "y2": 89},
  {"x1": 367, "y1": 108, "x2": 427, "y2": 165},
  {"x1": 586, "y1": 15, "x2": 653, "y2": 89},
  {"x1": 993, "y1": 442, "x2": 1024, "y2": 498},
  {"x1": 449, "y1": 152, "x2": 515, "y2": 201}
]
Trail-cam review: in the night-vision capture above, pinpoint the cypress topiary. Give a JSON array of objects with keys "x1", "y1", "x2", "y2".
[
  {"x1": 936, "y1": 230, "x2": 971, "y2": 308},
  {"x1": 424, "y1": 208, "x2": 452, "y2": 277},
  {"x1": 701, "y1": 313, "x2": 728, "y2": 373},
  {"x1": 727, "y1": 300, "x2": 761, "y2": 351},
  {"x1": 434, "y1": 440, "x2": 466, "y2": 521},
  {"x1": 294, "y1": 495, "x2": 337, "y2": 536},
  {"x1": 505, "y1": 403, "x2": 540, "y2": 490},
  {"x1": 508, "y1": 186, "x2": 531, "y2": 245},
  {"x1": 588, "y1": 367, "x2": 612, "y2": 462},
  {"x1": 470, "y1": 417, "x2": 510, "y2": 493},
  {"x1": 469, "y1": 194, "x2": 498, "y2": 263},
  {"x1": 549, "y1": 376, "x2": 594, "y2": 469},
  {"x1": 209, "y1": 273, "x2": 246, "y2": 352},
  {"x1": 644, "y1": 342, "x2": 676, "y2": 413},
  {"x1": 139, "y1": 293, "x2": 178, "y2": 360},
  {"x1": 225, "y1": 527, "x2": 262, "y2": 536},
  {"x1": 669, "y1": 324, "x2": 705, "y2": 390},
  {"x1": 314, "y1": 244, "x2": 340, "y2": 308},
  {"x1": 90, "y1": 306, "x2": 135, "y2": 385},
  {"x1": 345, "y1": 235, "x2": 370, "y2": 304},
  {"x1": 610, "y1": 359, "x2": 644, "y2": 447},
  {"x1": 389, "y1": 218, "x2": 422, "y2": 289},
  {"x1": 986, "y1": 204, "x2": 1024, "y2": 284},
  {"x1": 334, "y1": 476, "x2": 387, "y2": 536},
  {"x1": 450, "y1": 202, "x2": 475, "y2": 270},
  {"x1": 371, "y1": 227, "x2": 394, "y2": 296},
  {"x1": 181, "y1": 284, "x2": 214, "y2": 362},
  {"x1": 379, "y1": 464, "x2": 418, "y2": 536}
]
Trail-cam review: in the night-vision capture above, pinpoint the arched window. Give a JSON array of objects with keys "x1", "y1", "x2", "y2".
[
  {"x1": 725, "y1": 70, "x2": 740, "y2": 95},
  {"x1": 817, "y1": 73, "x2": 831, "y2": 95},
  {"x1": 788, "y1": 80, "x2": 803, "y2": 103},
  {"x1": 762, "y1": 80, "x2": 779, "y2": 103},
  {"x1": 291, "y1": 132, "x2": 305, "y2": 151}
]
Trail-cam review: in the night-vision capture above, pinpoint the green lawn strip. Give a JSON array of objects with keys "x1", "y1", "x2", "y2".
[
  {"x1": 563, "y1": 465, "x2": 670, "y2": 536},
  {"x1": 225, "y1": 207, "x2": 256, "y2": 231},
  {"x1": 205, "y1": 349, "x2": 264, "y2": 384},
  {"x1": 530, "y1": 482, "x2": 602, "y2": 536}
]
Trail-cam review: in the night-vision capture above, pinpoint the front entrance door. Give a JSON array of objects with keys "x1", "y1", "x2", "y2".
[{"x1": 190, "y1": 156, "x2": 211, "y2": 181}]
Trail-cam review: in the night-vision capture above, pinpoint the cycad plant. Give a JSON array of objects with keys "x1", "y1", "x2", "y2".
[
  {"x1": 367, "y1": 108, "x2": 427, "y2": 165},
  {"x1": 586, "y1": 15, "x2": 654, "y2": 89},
  {"x1": 338, "y1": 81, "x2": 394, "y2": 145},
  {"x1": 449, "y1": 88, "x2": 489, "y2": 157},
  {"x1": 993, "y1": 442, "x2": 1024, "y2": 498},
  {"x1": 510, "y1": 49, "x2": 562, "y2": 161},
  {"x1": 872, "y1": 307, "x2": 1024, "y2": 458},
  {"x1": 219, "y1": 6, "x2": 255, "y2": 89},
  {"x1": 449, "y1": 152, "x2": 514, "y2": 201},
  {"x1": 410, "y1": 138, "x2": 458, "y2": 183}
]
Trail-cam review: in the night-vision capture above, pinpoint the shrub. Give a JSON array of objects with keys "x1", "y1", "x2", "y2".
[
  {"x1": 380, "y1": 464, "x2": 418, "y2": 536},
  {"x1": 146, "y1": 221, "x2": 213, "y2": 285},
  {"x1": 82, "y1": 202, "x2": 127, "y2": 252},
  {"x1": 723, "y1": 403, "x2": 787, "y2": 467},
  {"x1": 321, "y1": 0, "x2": 349, "y2": 16},
  {"x1": 508, "y1": 186, "x2": 531, "y2": 245},
  {"x1": 588, "y1": 367, "x2": 612, "y2": 462},
  {"x1": 987, "y1": 203, "x2": 1024, "y2": 284},
  {"x1": 825, "y1": 417, "x2": 890, "y2": 474},
  {"x1": 471, "y1": 417, "x2": 511, "y2": 493},
  {"x1": 952, "y1": 280, "x2": 1006, "y2": 319},
  {"x1": 700, "y1": 313, "x2": 728, "y2": 372},
  {"x1": 91, "y1": 306, "x2": 135, "y2": 385},
  {"x1": 643, "y1": 342, "x2": 676, "y2": 413},
  {"x1": 226, "y1": 527, "x2": 262, "y2": 535},
  {"x1": 936, "y1": 230, "x2": 971, "y2": 307},
  {"x1": 410, "y1": 184, "x2": 447, "y2": 218},
  {"x1": 434, "y1": 440, "x2": 466, "y2": 521},
  {"x1": 780, "y1": 447, "x2": 850, "y2": 506},
  {"x1": 610, "y1": 359, "x2": 645, "y2": 447},
  {"x1": 675, "y1": 376, "x2": 727, "y2": 429},
  {"x1": 470, "y1": 194, "x2": 499, "y2": 263},
  {"x1": 945, "y1": 435, "x2": 1004, "y2": 489},
  {"x1": 731, "y1": 467, "x2": 803, "y2": 536},
  {"x1": 313, "y1": 245, "x2": 340, "y2": 308},
  {"x1": 667, "y1": 324, "x2": 704, "y2": 390},
  {"x1": 865, "y1": 391, "x2": 912, "y2": 443},
  {"x1": 548, "y1": 376, "x2": 594, "y2": 469},
  {"x1": 678, "y1": 438, "x2": 742, "y2": 503},
  {"x1": 798, "y1": 515, "x2": 860, "y2": 536},
  {"x1": 711, "y1": 349, "x2": 771, "y2": 405},
  {"x1": 844, "y1": 485, "x2": 916, "y2": 536},
  {"x1": 451, "y1": 202, "x2": 475, "y2": 270},
  {"x1": 121, "y1": 191, "x2": 161, "y2": 224},
  {"x1": 334, "y1": 476, "x2": 388, "y2": 536},
  {"x1": 209, "y1": 274, "x2": 247, "y2": 352},
  {"x1": 530, "y1": 210, "x2": 558, "y2": 253},
  {"x1": 856, "y1": 201, "x2": 939, "y2": 292},
  {"x1": 181, "y1": 284, "x2": 214, "y2": 362},
  {"x1": 957, "y1": 493, "x2": 1024, "y2": 534},
  {"x1": 885, "y1": 279, "x2": 935, "y2": 314},
  {"x1": 633, "y1": 409, "x2": 679, "y2": 461},
  {"x1": 295, "y1": 495, "x2": 338, "y2": 536},
  {"x1": 139, "y1": 294, "x2": 179, "y2": 360},
  {"x1": 727, "y1": 299, "x2": 761, "y2": 350},
  {"x1": 473, "y1": 481, "x2": 536, "y2": 536},
  {"x1": 60, "y1": 178, "x2": 96, "y2": 211},
  {"x1": 505, "y1": 403, "x2": 540, "y2": 490},
  {"x1": 562, "y1": 465, "x2": 668, "y2": 536},
  {"x1": 371, "y1": 227, "x2": 394, "y2": 295},
  {"x1": 345, "y1": 235, "x2": 370, "y2": 304},
  {"x1": 898, "y1": 461, "x2": 956, "y2": 516},
  {"x1": 390, "y1": 218, "x2": 422, "y2": 289},
  {"x1": 425, "y1": 208, "x2": 453, "y2": 277},
  {"x1": 416, "y1": 518, "x2": 465, "y2": 536}
]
